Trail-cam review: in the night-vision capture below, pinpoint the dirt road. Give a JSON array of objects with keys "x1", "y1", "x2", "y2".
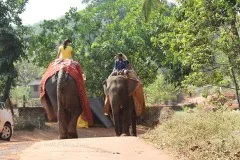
[
  {"x1": 0, "y1": 123, "x2": 174, "y2": 160},
  {"x1": 20, "y1": 137, "x2": 174, "y2": 160}
]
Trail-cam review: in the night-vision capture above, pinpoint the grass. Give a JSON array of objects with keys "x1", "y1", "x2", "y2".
[{"x1": 142, "y1": 110, "x2": 240, "y2": 160}]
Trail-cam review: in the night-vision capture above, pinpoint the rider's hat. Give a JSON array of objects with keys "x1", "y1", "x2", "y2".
[{"x1": 115, "y1": 52, "x2": 128, "y2": 60}]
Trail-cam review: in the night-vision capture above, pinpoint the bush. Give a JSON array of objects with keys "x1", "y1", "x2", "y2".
[
  {"x1": 201, "y1": 87, "x2": 209, "y2": 98},
  {"x1": 144, "y1": 74, "x2": 178, "y2": 104},
  {"x1": 10, "y1": 86, "x2": 30, "y2": 107},
  {"x1": 143, "y1": 110, "x2": 240, "y2": 160},
  {"x1": 26, "y1": 98, "x2": 42, "y2": 107}
]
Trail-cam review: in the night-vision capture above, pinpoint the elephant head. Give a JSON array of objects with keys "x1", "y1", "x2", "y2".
[
  {"x1": 103, "y1": 75, "x2": 139, "y2": 136},
  {"x1": 103, "y1": 76, "x2": 139, "y2": 96}
]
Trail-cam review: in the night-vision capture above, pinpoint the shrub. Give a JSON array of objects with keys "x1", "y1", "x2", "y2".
[
  {"x1": 144, "y1": 74, "x2": 178, "y2": 104},
  {"x1": 143, "y1": 110, "x2": 240, "y2": 160},
  {"x1": 201, "y1": 87, "x2": 209, "y2": 98},
  {"x1": 10, "y1": 86, "x2": 30, "y2": 107}
]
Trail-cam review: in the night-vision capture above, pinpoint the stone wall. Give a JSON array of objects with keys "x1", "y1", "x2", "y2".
[{"x1": 14, "y1": 107, "x2": 47, "y2": 130}]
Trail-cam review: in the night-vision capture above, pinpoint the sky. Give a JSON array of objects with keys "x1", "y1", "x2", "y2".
[
  {"x1": 20, "y1": 0, "x2": 87, "y2": 25},
  {"x1": 20, "y1": 0, "x2": 176, "y2": 25}
]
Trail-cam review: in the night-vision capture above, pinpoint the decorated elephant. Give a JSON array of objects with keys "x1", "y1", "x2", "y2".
[
  {"x1": 45, "y1": 70, "x2": 82, "y2": 139},
  {"x1": 104, "y1": 75, "x2": 139, "y2": 136},
  {"x1": 40, "y1": 59, "x2": 92, "y2": 139}
]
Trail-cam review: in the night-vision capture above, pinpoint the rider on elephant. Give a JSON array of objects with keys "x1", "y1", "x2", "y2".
[
  {"x1": 110, "y1": 53, "x2": 132, "y2": 76},
  {"x1": 57, "y1": 39, "x2": 86, "y2": 81},
  {"x1": 57, "y1": 39, "x2": 74, "y2": 59},
  {"x1": 103, "y1": 53, "x2": 145, "y2": 116}
]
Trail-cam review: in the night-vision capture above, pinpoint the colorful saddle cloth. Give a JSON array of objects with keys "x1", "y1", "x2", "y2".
[{"x1": 40, "y1": 59, "x2": 93, "y2": 125}]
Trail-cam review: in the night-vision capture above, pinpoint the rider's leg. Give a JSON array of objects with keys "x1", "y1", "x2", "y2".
[{"x1": 103, "y1": 95, "x2": 110, "y2": 115}]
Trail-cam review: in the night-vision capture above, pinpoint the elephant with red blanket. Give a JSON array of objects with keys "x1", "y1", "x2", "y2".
[{"x1": 40, "y1": 59, "x2": 92, "y2": 139}]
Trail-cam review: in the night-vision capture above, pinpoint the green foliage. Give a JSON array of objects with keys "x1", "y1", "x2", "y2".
[
  {"x1": 145, "y1": 73, "x2": 178, "y2": 104},
  {"x1": 142, "y1": 0, "x2": 161, "y2": 22},
  {"x1": 15, "y1": 59, "x2": 44, "y2": 86},
  {"x1": 143, "y1": 110, "x2": 240, "y2": 159},
  {"x1": 27, "y1": 0, "x2": 173, "y2": 97},
  {"x1": 10, "y1": 86, "x2": 30, "y2": 106},
  {"x1": 24, "y1": 0, "x2": 240, "y2": 101},
  {"x1": 148, "y1": 0, "x2": 240, "y2": 107},
  {"x1": 0, "y1": 0, "x2": 28, "y2": 101},
  {"x1": 201, "y1": 87, "x2": 209, "y2": 98}
]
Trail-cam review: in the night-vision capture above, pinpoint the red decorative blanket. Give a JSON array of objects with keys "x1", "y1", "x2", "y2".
[{"x1": 40, "y1": 59, "x2": 93, "y2": 125}]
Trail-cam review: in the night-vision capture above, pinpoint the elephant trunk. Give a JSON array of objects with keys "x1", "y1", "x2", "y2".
[{"x1": 57, "y1": 70, "x2": 66, "y2": 112}]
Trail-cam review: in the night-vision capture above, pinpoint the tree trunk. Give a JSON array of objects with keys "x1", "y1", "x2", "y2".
[
  {"x1": 231, "y1": 68, "x2": 240, "y2": 108},
  {"x1": 1, "y1": 77, "x2": 13, "y2": 102},
  {"x1": 229, "y1": 57, "x2": 240, "y2": 109},
  {"x1": 5, "y1": 98, "x2": 14, "y2": 116},
  {"x1": 1, "y1": 76, "x2": 15, "y2": 115},
  {"x1": 229, "y1": 8, "x2": 240, "y2": 109}
]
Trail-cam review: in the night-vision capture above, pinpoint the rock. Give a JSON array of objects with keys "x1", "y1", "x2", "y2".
[
  {"x1": 224, "y1": 93, "x2": 236, "y2": 100},
  {"x1": 189, "y1": 145, "x2": 201, "y2": 152},
  {"x1": 187, "y1": 109, "x2": 194, "y2": 113},
  {"x1": 234, "y1": 151, "x2": 240, "y2": 157},
  {"x1": 229, "y1": 103, "x2": 239, "y2": 110}
]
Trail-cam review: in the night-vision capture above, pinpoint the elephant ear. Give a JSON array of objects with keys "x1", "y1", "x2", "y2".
[{"x1": 128, "y1": 78, "x2": 139, "y2": 96}]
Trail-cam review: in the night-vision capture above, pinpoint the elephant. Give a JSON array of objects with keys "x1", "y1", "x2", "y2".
[
  {"x1": 43, "y1": 69, "x2": 82, "y2": 139},
  {"x1": 104, "y1": 75, "x2": 139, "y2": 136}
]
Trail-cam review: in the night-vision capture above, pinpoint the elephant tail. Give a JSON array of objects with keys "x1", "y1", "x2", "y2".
[{"x1": 57, "y1": 70, "x2": 66, "y2": 111}]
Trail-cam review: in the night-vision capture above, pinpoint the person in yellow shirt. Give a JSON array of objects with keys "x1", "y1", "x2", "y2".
[
  {"x1": 57, "y1": 39, "x2": 74, "y2": 59},
  {"x1": 57, "y1": 39, "x2": 86, "y2": 83}
]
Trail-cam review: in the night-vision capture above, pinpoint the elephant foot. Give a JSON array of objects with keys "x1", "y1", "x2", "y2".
[
  {"x1": 115, "y1": 133, "x2": 121, "y2": 137},
  {"x1": 120, "y1": 133, "x2": 129, "y2": 137},
  {"x1": 68, "y1": 132, "x2": 78, "y2": 139},
  {"x1": 58, "y1": 135, "x2": 68, "y2": 139},
  {"x1": 130, "y1": 130, "x2": 137, "y2": 137},
  {"x1": 130, "y1": 133, "x2": 137, "y2": 137}
]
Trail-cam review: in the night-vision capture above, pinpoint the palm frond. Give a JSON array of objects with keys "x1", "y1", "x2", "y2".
[{"x1": 142, "y1": 0, "x2": 161, "y2": 22}]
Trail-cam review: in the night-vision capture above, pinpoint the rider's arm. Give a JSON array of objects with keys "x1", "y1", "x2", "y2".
[
  {"x1": 57, "y1": 49, "x2": 61, "y2": 58},
  {"x1": 113, "y1": 61, "x2": 117, "y2": 72},
  {"x1": 57, "y1": 46, "x2": 61, "y2": 58},
  {"x1": 71, "y1": 50, "x2": 74, "y2": 59},
  {"x1": 127, "y1": 61, "x2": 132, "y2": 70}
]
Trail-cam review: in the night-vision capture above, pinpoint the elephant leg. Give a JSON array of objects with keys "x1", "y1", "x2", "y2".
[
  {"x1": 131, "y1": 110, "x2": 137, "y2": 136},
  {"x1": 113, "y1": 111, "x2": 122, "y2": 136},
  {"x1": 110, "y1": 95, "x2": 122, "y2": 136},
  {"x1": 103, "y1": 95, "x2": 111, "y2": 115},
  {"x1": 68, "y1": 109, "x2": 81, "y2": 139},
  {"x1": 45, "y1": 77, "x2": 58, "y2": 121},
  {"x1": 122, "y1": 106, "x2": 131, "y2": 136},
  {"x1": 58, "y1": 109, "x2": 68, "y2": 139},
  {"x1": 129, "y1": 97, "x2": 137, "y2": 137}
]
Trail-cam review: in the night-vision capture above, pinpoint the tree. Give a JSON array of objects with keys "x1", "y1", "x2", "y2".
[
  {"x1": 15, "y1": 59, "x2": 45, "y2": 86},
  {"x1": 0, "y1": 0, "x2": 28, "y2": 102},
  {"x1": 154, "y1": 0, "x2": 240, "y2": 107},
  {"x1": 142, "y1": 0, "x2": 161, "y2": 22},
  {"x1": 27, "y1": 0, "x2": 172, "y2": 97}
]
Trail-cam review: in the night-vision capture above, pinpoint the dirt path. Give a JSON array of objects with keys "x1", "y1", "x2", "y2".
[
  {"x1": 0, "y1": 123, "x2": 174, "y2": 160},
  {"x1": 20, "y1": 137, "x2": 174, "y2": 160}
]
